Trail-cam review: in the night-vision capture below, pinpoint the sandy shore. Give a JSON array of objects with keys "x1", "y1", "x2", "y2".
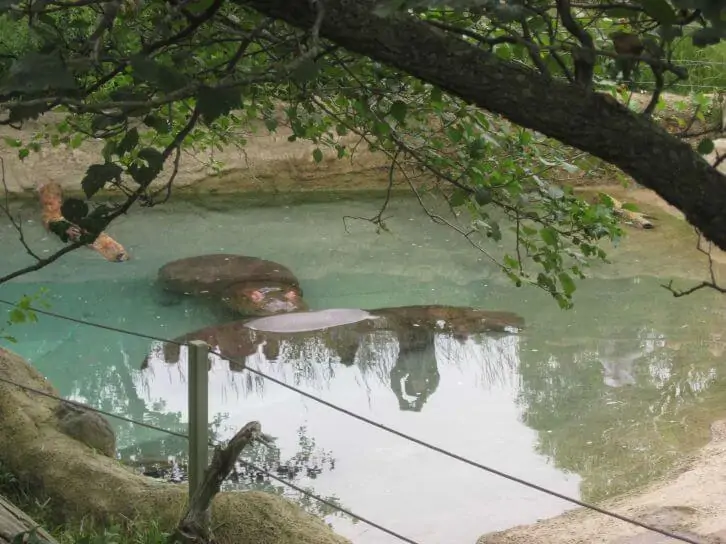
[{"x1": 477, "y1": 418, "x2": 726, "y2": 544}]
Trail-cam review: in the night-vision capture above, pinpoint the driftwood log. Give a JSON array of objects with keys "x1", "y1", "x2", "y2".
[
  {"x1": 0, "y1": 494, "x2": 58, "y2": 544},
  {"x1": 601, "y1": 192, "x2": 655, "y2": 229},
  {"x1": 174, "y1": 421, "x2": 271, "y2": 544}
]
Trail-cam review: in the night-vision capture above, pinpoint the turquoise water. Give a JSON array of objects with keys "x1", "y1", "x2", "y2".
[{"x1": 1, "y1": 194, "x2": 726, "y2": 544}]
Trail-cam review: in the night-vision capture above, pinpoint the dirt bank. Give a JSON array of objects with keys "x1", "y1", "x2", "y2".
[
  {"x1": 2, "y1": 91, "x2": 713, "y2": 200},
  {"x1": 0, "y1": 112, "x2": 399, "y2": 197},
  {"x1": 477, "y1": 416, "x2": 726, "y2": 544}
]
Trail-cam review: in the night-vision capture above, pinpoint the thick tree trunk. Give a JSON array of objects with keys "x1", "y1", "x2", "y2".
[
  {"x1": 239, "y1": 0, "x2": 726, "y2": 250},
  {"x1": 0, "y1": 494, "x2": 58, "y2": 544}
]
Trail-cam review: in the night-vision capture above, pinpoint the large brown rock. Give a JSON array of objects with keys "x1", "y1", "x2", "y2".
[
  {"x1": 0, "y1": 347, "x2": 350, "y2": 544},
  {"x1": 158, "y1": 254, "x2": 308, "y2": 316}
]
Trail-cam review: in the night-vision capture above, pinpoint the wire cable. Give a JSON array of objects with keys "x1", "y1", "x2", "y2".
[
  {"x1": 0, "y1": 298, "x2": 704, "y2": 544},
  {"x1": 237, "y1": 459, "x2": 420, "y2": 544},
  {"x1": 0, "y1": 374, "x2": 188, "y2": 439},
  {"x1": 0, "y1": 374, "x2": 421, "y2": 544},
  {"x1": 226, "y1": 353, "x2": 700, "y2": 544},
  {"x1": 0, "y1": 298, "x2": 176, "y2": 344}
]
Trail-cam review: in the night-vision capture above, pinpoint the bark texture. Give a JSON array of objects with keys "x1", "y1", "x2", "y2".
[
  {"x1": 0, "y1": 494, "x2": 58, "y2": 544},
  {"x1": 239, "y1": 0, "x2": 726, "y2": 250}
]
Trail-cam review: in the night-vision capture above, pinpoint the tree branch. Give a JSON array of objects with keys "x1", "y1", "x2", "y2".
[
  {"x1": 555, "y1": 0, "x2": 595, "y2": 90},
  {"x1": 173, "y1": 421, "x2": 269, "y2": 543},
  {"x1": 662, "y1": 227, "x2": 726, "y2": 297},
  {"x1": 237, "y1": 0, "x2": 726, "y2": 253},
  {"x1": 0, "y1": 105, "x2": 201, "y2": 285}
]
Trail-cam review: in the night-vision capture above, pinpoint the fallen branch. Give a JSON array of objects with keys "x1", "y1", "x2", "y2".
[
  {"x1": 0, "y1": 493, "x2": 58, "y2": 544},
  {"x1": 600, "y1": 192, "x2": 654, "y2": 229},
  {"x1": 173, "y1": 421, "x2": 271, "y2": 544}
]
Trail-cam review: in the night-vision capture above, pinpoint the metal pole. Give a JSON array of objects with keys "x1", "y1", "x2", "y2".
[{"x1": 188, "y1": 340, "x2": 209, "y2": 502}]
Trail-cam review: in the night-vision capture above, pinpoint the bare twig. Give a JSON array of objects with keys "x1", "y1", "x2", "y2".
[
  {"x1": 0, "y1": 106, "x2": 201, "y2": 285},
  {"x1": 0, "y1": 156, "x2": 41, "y2": 261},
  {"x1": 662, "y1": 227, "x2": 726, "y2": 297},
  {"x1": 343, "y1": 146, "x2": 400, "y2": 233},
  {"x1": 173, "y1": 421, "x2": 270, "y2": 544},
  {"x1": 555, "y1": 0, "x2": 595, "y2": 90}
]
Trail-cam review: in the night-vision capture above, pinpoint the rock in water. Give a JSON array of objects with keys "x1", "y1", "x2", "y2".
[{"x1": 158, "y1": 254, "x2": 308, "y2": 316}]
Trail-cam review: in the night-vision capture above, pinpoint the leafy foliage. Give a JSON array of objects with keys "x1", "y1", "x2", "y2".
[
  {"x1": 0, "y1": 0, "x2": 724, "y2": 305},
  {"x1": 1, "y1": 289, "x2": 49, "y2": 344}
]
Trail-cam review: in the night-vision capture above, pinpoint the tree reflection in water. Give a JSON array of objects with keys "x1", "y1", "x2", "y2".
[{"x1": 142, "y1": 305, "x2": 523, "y2": 412}]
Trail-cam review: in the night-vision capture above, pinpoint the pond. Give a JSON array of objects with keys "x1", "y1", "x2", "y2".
[{"x1": 1, "y1": 192, "x2": 725, "y2": 544}]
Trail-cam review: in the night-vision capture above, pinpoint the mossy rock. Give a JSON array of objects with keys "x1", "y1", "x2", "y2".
[{"x1": 0, "y1": 347, "x2": 350, "y2": 544}]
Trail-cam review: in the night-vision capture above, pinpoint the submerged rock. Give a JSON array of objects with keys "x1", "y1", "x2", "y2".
[
  {"x1": 158, "y1": 254, "x2": 308, "y2": 316},
  {"x1": 0, "y1": 347, "x2": 350, "y2": 544}
]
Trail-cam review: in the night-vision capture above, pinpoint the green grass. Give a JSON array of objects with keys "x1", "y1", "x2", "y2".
[
  {"x1": 630, "y1": 34, "x2": 726, "y2": 95},
  {"x1": 0, "y1": 463, "x2": 169, "y2": 544}
]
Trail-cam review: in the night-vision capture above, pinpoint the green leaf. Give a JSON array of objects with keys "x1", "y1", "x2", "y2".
[
  {"x1": 312, "y1": 148, "x2": 323, "y2": 163},
  {"x1": 388, "y1": 100, "x2": 408, "y2": 124},
  {"x1": 449, "y1": 189, "x2": 468, "y2": 207},
  {"x1": 558, "y1": 272, "x2": 576, "y2": 296},
  {"x1": 1, "y1": 52, "x2": 77, "y2": 93},
  {"x1": 489, "y1": 221, "x2": 502, "y2": 242},
  {"x1": 640, "y1": 0, "x2": 678, "y2": 24},
  {"x1": 129, "y1": 54, "x2": 188, "y2": 93},
  {"x1": 503, "y1": 254, "x2": 519, "y2": 270},
  {"x1": 196, "y1": 86, "x2": 242, "y2": 125},
  {"x1": 9, "y1": 308, "x2": 26, "y2": 323},
  {"x1": 291, "y1": 58, "x2": 321, "y2": 84},
  {"x1": 81, "y1": 163, "x2": 123, "y2": 198},
  {"x1": 539, "y1": 227, "x2": 558, "y2": 246},
  {"x1": 4, "y1": 137, "x2": 21, "y2": 147},
  {"x1": 116, "y1": 128, "x2": 139, "y2": 157},
  {"x1": 18, "y1": 148, "x2": 29, "y2": 160},
  {"x1": 474, "y1": 187, "x2": 493, "y2": 206},
  {"x1": 430, "y1": 86, "x2": 442, "y2": 105},
  {"x1": 621, "y1": 202, "x2": 639, "y2": 212},
  {"x1": 128, "y1": 147, "x2": 164, "y2": 187},
  {"x1": 142, "y1": 114, "x2": 171, "y2": 134},
  {"x1": 91, "y1": 114, "x2": 121, "y2": 134},
  {"x1": 185, "y1": 0, "x2": 215, "y2": 14},
  {"x1": 697, "y1": 137, "x2": 715, "y2": 155}
]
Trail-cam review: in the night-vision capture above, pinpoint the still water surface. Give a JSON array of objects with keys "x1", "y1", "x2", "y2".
[{"x1": 1, "y1": 194, "x2": 725, "y2": 544}]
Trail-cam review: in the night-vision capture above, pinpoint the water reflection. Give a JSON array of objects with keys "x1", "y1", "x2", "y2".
[
  {"x1": 517, "y1": 324, "x2": 726, "y2": 503},
  {"x1": 140, "y1": 305, "x2": 524, "y2": 414},
  {"x1": 7, "y1": 194, "x2": 726, "y2": 543}
]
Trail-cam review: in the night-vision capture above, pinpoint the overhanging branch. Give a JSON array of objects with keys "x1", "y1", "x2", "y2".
[{"x1": 238, "y1": 0, "x2": 726, "y2": 253}]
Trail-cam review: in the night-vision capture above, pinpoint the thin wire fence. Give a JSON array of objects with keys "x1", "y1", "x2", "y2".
[
  {"x1": 0, "y1": 297, "x2": 707, "y2": 544},
  {"x1": 0, "y1": 374, "x2": 421, "y2": 544}
]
